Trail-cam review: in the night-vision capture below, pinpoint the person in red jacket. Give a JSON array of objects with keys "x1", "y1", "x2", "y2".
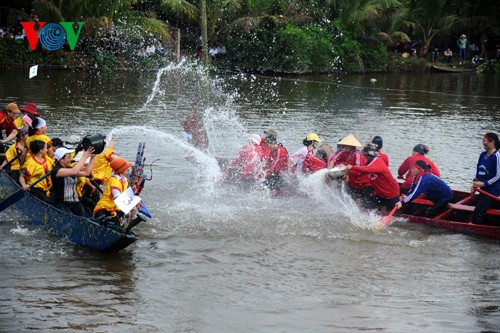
[
  {"x1": 0, "y1": 103, "x2": 20, "y2": 144},
  {"x1": 226, "y1": 134, "x2": 264, "y2": 185},
  {"x1": 329, "y1": 134, "x2": 372, "y2": 200},
  {"x1": 398, "y1": 144, "x2": 440, "y2": 193},
  {"x1": 328, "y1": 134, "x2": 362, "y2": 167},
  {"x1": 263, "y1": 134, "x2": 289, "y2": 189},
  {"x1": 345, "y1": 143, "x2": 400, "y2": 210},
  {"x1": 302, "y1": 148, "x2": 327, "y2": 174},
  {"x1": 260, "y1": 129, "x2": 277, "y2": 160},
  {"x1": 371, "y1": 136, "x2": 389, "y2": 165}
]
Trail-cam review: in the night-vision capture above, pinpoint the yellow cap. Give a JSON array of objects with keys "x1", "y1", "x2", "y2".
[{"x1": 306, "y1": 133, "x2": 321, "y2": 142}]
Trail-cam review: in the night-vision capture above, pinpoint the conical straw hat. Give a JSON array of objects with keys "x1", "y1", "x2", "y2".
[{"x1": 338, "y1": 134, "x2": 362, "y2": 147}]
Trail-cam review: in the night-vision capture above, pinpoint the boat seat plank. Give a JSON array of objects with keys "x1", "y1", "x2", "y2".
[
  {"x1": 448, "y1": 203, "x2": 500, "y2": 216},
  {"x1": 412, "y1": 198, "x2": 434, "y2": 206}
]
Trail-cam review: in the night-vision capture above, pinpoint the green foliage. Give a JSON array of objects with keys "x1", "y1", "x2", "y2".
[
  {"x1": 116, "y1": 11, "x2": 171, "y2": 43},
  {"x1": 0, "y1": 38, "x2": 75, "y2": 66},
  {"x1": 224, "y1": 22, "x2": 335, "y2": 73},
  {"x1": 476, "y1": 60, "x2": 500, "y2": 74},
  {"x1": 94, "y1": 49, "x2": 117, "y2": 69},
  {"x1": 3, "y1": 0, "x2": 500, "y2": 73},
  {"x1": 275, "y1": 24, "x2": 333, "y2": 72}
]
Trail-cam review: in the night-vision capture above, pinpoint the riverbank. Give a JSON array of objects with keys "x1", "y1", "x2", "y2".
[{"x1": 2, "y1": 37, "x2": 496, "y2": 74}]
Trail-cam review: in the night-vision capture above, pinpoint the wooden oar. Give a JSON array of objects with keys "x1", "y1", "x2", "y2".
[
  {"x1": 473, "y1": 187, "x2": 500, "y2": 202},
  {"x1": 90, "y1": 180, "x2": 104, "y2": 194},
  {"x1": 1, "y1": 151, "x2": 22, "y2": 171},
  {"x1": 381, "y1": 205, "x2": 398, "y2": 225},
  {"x1": 0, "y1": 171, "x2": 51, "y2": 213}
]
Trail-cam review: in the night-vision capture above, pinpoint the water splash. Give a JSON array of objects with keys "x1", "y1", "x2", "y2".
[
  {"x1": 108, "y1": 64, "x2": 390, "y2": 241},
  {"x1": 297, "y1": 169, "x2": 385, "y2": 231},
  {"x1": 140, "y1": 60, "x2": 189, "y2": 111},
  {"x1": 10, "y1": 225, "x2": 35, "y2": 236}
]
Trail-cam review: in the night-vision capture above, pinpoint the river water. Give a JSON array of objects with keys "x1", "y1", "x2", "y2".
[{"x1": 1, "y1": 64, "x2": 500, "y2": 332}]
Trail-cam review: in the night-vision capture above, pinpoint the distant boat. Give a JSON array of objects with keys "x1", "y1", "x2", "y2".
[{"x1": 431, "y1": 65, "x2": 475, "y2": 73}]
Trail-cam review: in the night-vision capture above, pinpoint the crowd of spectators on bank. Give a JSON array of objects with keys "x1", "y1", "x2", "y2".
[{"x1": 391, "y1": 35, "x2": 500, "y2": 65}]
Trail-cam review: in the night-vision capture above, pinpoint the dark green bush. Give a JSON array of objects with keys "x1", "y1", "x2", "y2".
[{"x1": 224, "y1": 20, "x2": 335, "y2": 73}]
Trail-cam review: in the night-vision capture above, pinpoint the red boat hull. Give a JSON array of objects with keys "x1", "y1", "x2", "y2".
[{"x1": 396, "y1": 189, "x2": 500, "y2": 239}]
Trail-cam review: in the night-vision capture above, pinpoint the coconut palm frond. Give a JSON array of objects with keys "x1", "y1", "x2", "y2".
[
  {"x1": 222, "y1": 16, "x2": 264, "y2": 34},
  {"x1": 391, "y1": 31, "x2": 410, "y2": 42},
  {"x1": 161, "y1": 0, "x2": 198, "y2": 21}
]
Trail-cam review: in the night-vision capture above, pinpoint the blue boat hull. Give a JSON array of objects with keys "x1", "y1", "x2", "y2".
[{"x1": 0, "y1": 172, "x2": 142, "y2": 252}]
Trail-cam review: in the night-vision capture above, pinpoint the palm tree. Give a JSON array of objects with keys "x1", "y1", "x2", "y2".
[{"x1": 32, "y1": 0, "x2": 138, "y2": 22}]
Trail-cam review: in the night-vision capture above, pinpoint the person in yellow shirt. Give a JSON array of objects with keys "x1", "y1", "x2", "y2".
[
  {"x1": 26, "y1": 117, "x2": 51, "y2": 153},
  {"x1": 91, "y1": 142, "x2": 116, "y2": 186},
  {"x1": 0, "y1": 127, "x2": 28, "y2": 181},
  {"x1": 19, "y1": 140, "x2": 53, "y2": 202},
  {"x1": 93, "y1": 157, "x2": 132, "y2": 224},
  {"x1": 14, "y1": 102, "x2": 40, "y2": 129}
]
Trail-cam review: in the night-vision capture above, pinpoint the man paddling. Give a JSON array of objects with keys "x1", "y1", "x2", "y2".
[
  {"x1": 344, "y1": 143, "x2": 400, "y2": 210},
  {"x1": 0, "y1": 103, "x2": 20, "y2": 144},
  {"x1": 395, "y1": 160, "x2": 452, "y2": 217},
  {"x1": 472, "y1": 132, "x2": 500, "y2": 225}
]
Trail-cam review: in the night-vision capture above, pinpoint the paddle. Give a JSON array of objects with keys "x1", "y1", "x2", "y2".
[
  {"x1": 0, "y1": 171, "x2": 51, "y2": 213},
  {"x1": 381, "y1": 205, "x2": 398, "y2": 225},
  {"x1": 473, "y1": 187, "x2": 500, "y2": 202},
  {"x1": 0, "y1": 151, "x2": 22, "y2": 171},
  {"x1": 90, "y1": 180, "x2": 104, "y2": 194}
]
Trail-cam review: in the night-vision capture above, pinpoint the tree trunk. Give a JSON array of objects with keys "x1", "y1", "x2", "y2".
[
  {"x1": 480, "y1": 34, "x2": 488, "y2": 60},
  {"x1": 419, "y1": 42, "x2": 429, "y2": 58},
  {"x1": 201, "y1": 0, "x2": 210, "y2": 67},
  {"x1": 176, "y1": 28, "x2": 181, "y2": 62}
]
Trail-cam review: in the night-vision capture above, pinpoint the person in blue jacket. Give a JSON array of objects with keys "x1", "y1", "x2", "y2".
[
  {"x1": 395, "y1": 160, "x2": 452, "y2": 217},
  {"x1": 472, "y1": 132, "x2": 500, "y2": 225}
]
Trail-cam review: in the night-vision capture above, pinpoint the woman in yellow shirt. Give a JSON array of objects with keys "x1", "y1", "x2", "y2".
[
  {"x1": 26, "y1": 117, "x2": 51, "y2": 154},
  {"x1": 93, "y1": 157, "x2": 132, "y2": 224},
  {"x1": 0, "y1": 127, "x2": 28, "y2": 180},
  {"x1": 19, "y1": 139, "x2": 53, "y2": 202}
]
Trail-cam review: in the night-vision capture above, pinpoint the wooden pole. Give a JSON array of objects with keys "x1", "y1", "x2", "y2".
[
  {"x1": 200, "y1": 0, "x2": 210, "y2": 67},
  {"x1": 176, "y1": 28, "x2": 181, "y2": 62}
]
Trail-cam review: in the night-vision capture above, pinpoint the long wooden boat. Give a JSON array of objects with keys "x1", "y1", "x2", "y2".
[
  {"x1": 395, "y1": 189, "x2": 500, "y2": 239},
  {"x1": 431, "y1": 64, "x2": 475, "y2": 73},
  {"x1": 0, "y1": 171, "x2": 146, "y2": 252}
]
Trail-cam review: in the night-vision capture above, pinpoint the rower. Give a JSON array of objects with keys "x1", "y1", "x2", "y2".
[
  {"x1": 0, "y1": 103, "x2": 21, "y2": 145},
  {"x1": 93, "y1": 157, "x2": 133, "y2": 225},
  {"x1": 288, "y1": 133, "x2": 321, "y2": 175},
  {"x1": 19, "y1": 140, "x2": 53, "y2": 202},
  {"x1": 398, "y1": 144, "x2": 440, "y2": 194},
  {"x1": 395, "y1": 160, "x2": 452, "y2": 217},
  {"x1": 260, "y1": 129, "x2": 278, "y2": 160},
  {"x1": 371, "y1": 136, "x2": 389, "y2": 165},
  {"x1": 51, "y1": 146, "x2": 96, "y2": 217},
  {"x1": 0, "y1": 127, "x2": 28, "y2": 181},
  {"x1": 329, "y1": 134, "x2": 372, "y2": 203},
  {"x1": 263, "y1": 134, "x2": 289, "y2": 190},
  {"x1": 344, "y1": 143, "x2": 400, "y2": 210},
  {"x1": 472, "y1": 132, "x2": 500, "y2": 225},
  {"x1": 225, "y1": 134, "x2": 264, "y2": 185}
]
